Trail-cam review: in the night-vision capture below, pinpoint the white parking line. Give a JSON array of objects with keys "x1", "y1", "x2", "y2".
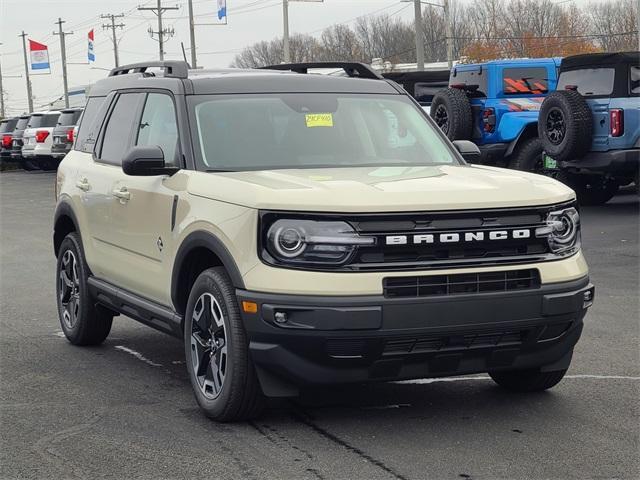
[
  {"x1": 397, "y1": 374, "x2": 640, "y2": 385},
  {"x1": 114, "y1": 345, "x2": 162, "y2": 367}
]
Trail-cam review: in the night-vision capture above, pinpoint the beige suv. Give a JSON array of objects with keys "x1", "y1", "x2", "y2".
[{"x1": 54, "y1": 61, "x2": 594, "y2": 422}]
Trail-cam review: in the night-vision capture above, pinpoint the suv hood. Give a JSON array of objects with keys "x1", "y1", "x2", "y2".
[{"x1": 187, "y1": 164, "x2": 574, "y2": 212}]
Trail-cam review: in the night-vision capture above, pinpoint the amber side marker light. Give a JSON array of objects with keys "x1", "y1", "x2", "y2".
[{"x1": 242, "y1": 301, "x2": 258, "y2": 313}]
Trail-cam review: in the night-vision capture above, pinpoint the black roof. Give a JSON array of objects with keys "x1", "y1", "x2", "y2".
[
  {"x1": 89, "y1": 61, "x2": 401, "y2": 97},
  {"x1": 561, "y1": 51, "x2": 640, "y2": 71},
  {"x1": 382, "y1": 70, "x2": 450, "y2": 83}
]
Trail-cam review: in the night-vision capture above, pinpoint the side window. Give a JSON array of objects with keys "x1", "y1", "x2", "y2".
[
  {"x1": 502, "y1": 67, "x2": 549, "y2": 95},
  {"x1": 630, "y1": 66, "x2": 640, "y2": 95},
  {"x1": 98, "y1": 93, "x2": 145, "y2": 165},
  {"x1": 136, "y1": 93, "x2": 179, "y2": 165},
  {"x1": 76, "y1": 97, "x2": 106, "y2": 153}
]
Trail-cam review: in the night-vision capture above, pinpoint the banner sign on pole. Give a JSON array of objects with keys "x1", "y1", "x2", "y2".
[
  {"x1": 29, "y1": 40, "x2": 50, "y2": 71},
  {"x1": 217, "y1": 0, "x2": 227, "y2": 20},
  {"x1": 88, "y1": 29, "x2": 95, "y2": 62}
]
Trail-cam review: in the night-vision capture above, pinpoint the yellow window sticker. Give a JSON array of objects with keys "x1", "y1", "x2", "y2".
[{"x1": 305, "y1": 113, "x2": 333, "y2": 128}]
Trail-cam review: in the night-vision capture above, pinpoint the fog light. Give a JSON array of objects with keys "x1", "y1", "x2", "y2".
[
  {"x1": 583, "y1": 288, "x2": 594, "y2": 307},
  {"x1": 274, "y1": 311, "x2": 288, "y2": 324}
]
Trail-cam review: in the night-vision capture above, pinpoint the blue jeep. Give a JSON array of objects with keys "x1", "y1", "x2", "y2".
[
  {"x1": 430, "y1": 57, "x2": 561, "y2": 170},
  {"x1": 538, "y1": 51, "x2": 640, "y2": 205}
]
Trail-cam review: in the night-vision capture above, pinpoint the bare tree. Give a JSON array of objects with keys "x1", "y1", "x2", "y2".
[
  {"x1": 317, "y1": 24, "x2": 363, "y2": 62},
  {"x1": 354, "y1": 14, "x2": 415, "y2": 63},
  {"x1": 232, "y1": 34, "x2": 319, "y2": 68},
  {"x1": 587, "y1": 0, "x2": 639, "y2": 51}
]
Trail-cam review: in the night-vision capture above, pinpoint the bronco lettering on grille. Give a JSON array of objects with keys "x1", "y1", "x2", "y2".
[{"x1": 385, "y1": 229, "x2": 531, "y2": 245}]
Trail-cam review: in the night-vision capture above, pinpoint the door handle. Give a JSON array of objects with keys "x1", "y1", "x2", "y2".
[
  {"x1": 75, "y1": 178, "x2": 90, "y2": 191},
  {"x1": 112, "y1": 187, "x2": 131, "y2": 202}
]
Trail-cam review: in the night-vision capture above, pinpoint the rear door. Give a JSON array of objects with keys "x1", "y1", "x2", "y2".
[{"x1": 82, "y1": 92, "x2": 146, "y2": 285}]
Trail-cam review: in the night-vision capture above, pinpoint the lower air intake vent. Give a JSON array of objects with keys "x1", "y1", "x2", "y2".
[{"x1": 383, "y1": 269, "x2": 540, "y2": 298}]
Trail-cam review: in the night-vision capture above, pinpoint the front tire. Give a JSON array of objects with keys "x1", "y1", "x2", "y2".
[
  {"x1": 184, "y1": 267, "x2": 264, "y2": 422},
  {"x1": 490, "y1": 368, "x2": 567, "y2": 392},
  {"x1": 56, "y1": 232, "x2": 113, "y2": 345}
]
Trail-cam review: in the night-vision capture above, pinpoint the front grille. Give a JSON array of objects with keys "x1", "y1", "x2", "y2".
[{"x1": 383, "y1": 269, "x2": 540, "y2": 298}]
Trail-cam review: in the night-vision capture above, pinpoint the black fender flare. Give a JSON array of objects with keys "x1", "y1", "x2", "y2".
[
  {"x1": 171, "y1": 230, "x2": 245, "y2": 310},
  {"x1": 53, "y1": 200, "x2": 80, "y2": 256}
]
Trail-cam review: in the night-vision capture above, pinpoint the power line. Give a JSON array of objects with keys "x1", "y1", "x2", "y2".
[{"x1": 138, "y1": 0, "x2": 180, "y2": 61}]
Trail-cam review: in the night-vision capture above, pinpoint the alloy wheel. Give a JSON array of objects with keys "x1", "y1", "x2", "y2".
[
  {"x1": 59, "y1": 250, "x2": 80, "y2": 329},
  {"x1": 434, "y1": 104, "x2": 449, "y2": 134},
  {"x1": 190, "y1": 293, "x2": 228, "y2": 399},
  {"x1": 546, "y1": 108, "x2": 566, "y2": 145}
]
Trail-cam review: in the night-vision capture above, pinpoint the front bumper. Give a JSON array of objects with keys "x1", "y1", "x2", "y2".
[
  {"x1": 560, "y1": 148, "x2": 639, "y2": 175},
  {"x1": 238, "y1": 276, "x2": 593, "y2": 396}
]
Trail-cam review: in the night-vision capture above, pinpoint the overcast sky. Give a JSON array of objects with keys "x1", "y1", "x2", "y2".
[{"x1": 1, "y1": 0, "x2": 591, "y2": 115}]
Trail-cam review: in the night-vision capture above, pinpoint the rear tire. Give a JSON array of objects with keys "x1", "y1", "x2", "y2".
[
  {"x1": 430, "y1": 88, "x2": 473, "y2": 141},
  {"x1": 184, "y1": 267, "x2": 264, "y2": 422},
  {"x1": 573, "y1": 175, "x2": 619, "y2": 205},
  {"x1": 509, "y1": 137, "x2": 544, "y2": 173},
  {"x1": 490, "y1": 368, "x2": 567, "y2": 392},
  {"x1": 56, "y1": 232, "x2": 113, "y2": 346}
]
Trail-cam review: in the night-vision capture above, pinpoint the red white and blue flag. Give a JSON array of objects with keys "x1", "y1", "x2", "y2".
[
  {"x1": 29, "y1": 40, "x2": 50, "y2": 71},
  {"x1": 88, "y1": 29, "x2": 95, "y2": 62}
]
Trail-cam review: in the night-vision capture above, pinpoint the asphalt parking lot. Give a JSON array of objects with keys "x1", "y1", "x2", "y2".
[{"x1": 0, "y1": 171, "x2": 638, "y2": 480}]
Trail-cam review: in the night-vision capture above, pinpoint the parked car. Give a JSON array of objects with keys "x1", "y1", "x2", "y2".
[
  {"x1": 21, "y1": 111, "x2": 62, "y2": 171},
  {"x1": 382, "y1": 69, "x2": 450, "y2": 114},
  {"x1": 538, "y1": 51, "x2": 640, "y2": 205},
  {"x1": 51, "y1": 108, "x2": 83, "y2": 161},
  {"x1": 0, "y1": 117, "x2": 20, "y2": 162},
  {"x1": 430, "y1": 57, "x2": 561, "y2": 171},
  {"x1": 54, "y1": 60, "x2": 593, "y2": 422},
  {"x1": 10, "y1": 114, "x2": 32, "y2": 169}
]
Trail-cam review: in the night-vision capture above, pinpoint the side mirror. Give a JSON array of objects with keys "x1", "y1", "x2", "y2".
[
  {"x1": 122, "y1": 145, "x2": 179, "y2": 176},
  {"x1": 452, "y1": 140, "x2": 481, "y2": 163}
]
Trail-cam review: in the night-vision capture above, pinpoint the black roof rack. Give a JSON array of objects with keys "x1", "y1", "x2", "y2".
[
  {"x1": 109, "y1": 61, "x2": 189, "y2": 79},
  {"x1": 260, "y1": 62, "x2": 383, "y2": 80}
]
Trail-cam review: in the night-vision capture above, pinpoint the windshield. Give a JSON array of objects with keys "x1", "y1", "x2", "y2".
[
  {"x1": 557, "y1": 68, "x2": 615, "y2": 96},
  {"x1": 190, "y1": 94, "x2": 459, "y2": 171}
]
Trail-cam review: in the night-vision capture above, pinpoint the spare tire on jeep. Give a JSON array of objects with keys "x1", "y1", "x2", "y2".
[
  {"x1": 430, "y1": 88, "x2": 473, "y2": 141},
  {"x1": 538, "y1": 90, "x2": 592, "y2": 162}
]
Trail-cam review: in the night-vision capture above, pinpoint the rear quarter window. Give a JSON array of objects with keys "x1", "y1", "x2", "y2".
[
  {"x1": 27, "y1": 115, "x2": 44, "y2": 128},
  {"x1": 502, "y1": 67, "x2": 549, "y2": 95},
  {"x1": 75, "y1": 97, "x2": 107, "y2": 153}
]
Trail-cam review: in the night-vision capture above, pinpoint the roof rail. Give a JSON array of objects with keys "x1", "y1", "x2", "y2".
[
  {"x1": 109, "y1": 61, "x2": 189, "y2": 79},
  {"x1": 260, "y1": 62, "x2": 383, "y2": 80}
]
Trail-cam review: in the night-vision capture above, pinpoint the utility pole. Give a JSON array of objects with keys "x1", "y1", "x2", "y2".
[
  {"x1": 187, "y1": 0, "x2": 197, "y2": 68},
  {"x1": 444, "y1": 0, "x2": 453, "y2": 69},
  {"x1": 53, "y1": 18, "x2": 73, "y2": 108},
  {"x1": 19, "y1": 31, "x2": 33, "y2": 113},
  {"x1": 0, "y1": 44, "x2": 5, "y2": 118},
  {"x1": 101, "y1": 14, "x2": 125, "y2": 68},
  {"x1": 283, "y1": 0, "x2": 290, "y2": 63},
  {"x1": 138, "y1": 0, "x2": 179, "y2": 61},
  {"x1": 414, "y1": 0, "x2": 424, "y2": 71}
]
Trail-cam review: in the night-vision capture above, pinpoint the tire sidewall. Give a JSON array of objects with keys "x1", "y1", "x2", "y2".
[
  {"x1": 184, "y1": 269, "x2": 245, "y2": 418},
  {"x1": 56, "y1": 233, "x2": 91, "y2": 341}
]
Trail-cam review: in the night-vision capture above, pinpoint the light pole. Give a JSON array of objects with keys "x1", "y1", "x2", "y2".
[
  {"x1": 282, "y1": 0, "x2": 323, "y2": 64},
  {"x1": 402, "y1": 0, "x2": 453, "y2": 69}
]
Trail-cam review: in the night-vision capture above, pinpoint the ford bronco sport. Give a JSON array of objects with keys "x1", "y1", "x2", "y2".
[
  {"x1": 54, "y1": 61, "x2": 594, "y2": 422},
  {"x1": 538, "y1": 52, "x2": 640, "y2": 205},
  {"x1": 431, "y1": 58, "x2": 560, "y2": 172}
]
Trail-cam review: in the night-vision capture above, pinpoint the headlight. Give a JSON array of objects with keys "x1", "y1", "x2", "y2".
[
  {"x1": 264, "y1": 219, "x2": 375, "y2": 266},
  {"x1": 535, "y1": 207, "x2": 580, "y2": 254}
]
